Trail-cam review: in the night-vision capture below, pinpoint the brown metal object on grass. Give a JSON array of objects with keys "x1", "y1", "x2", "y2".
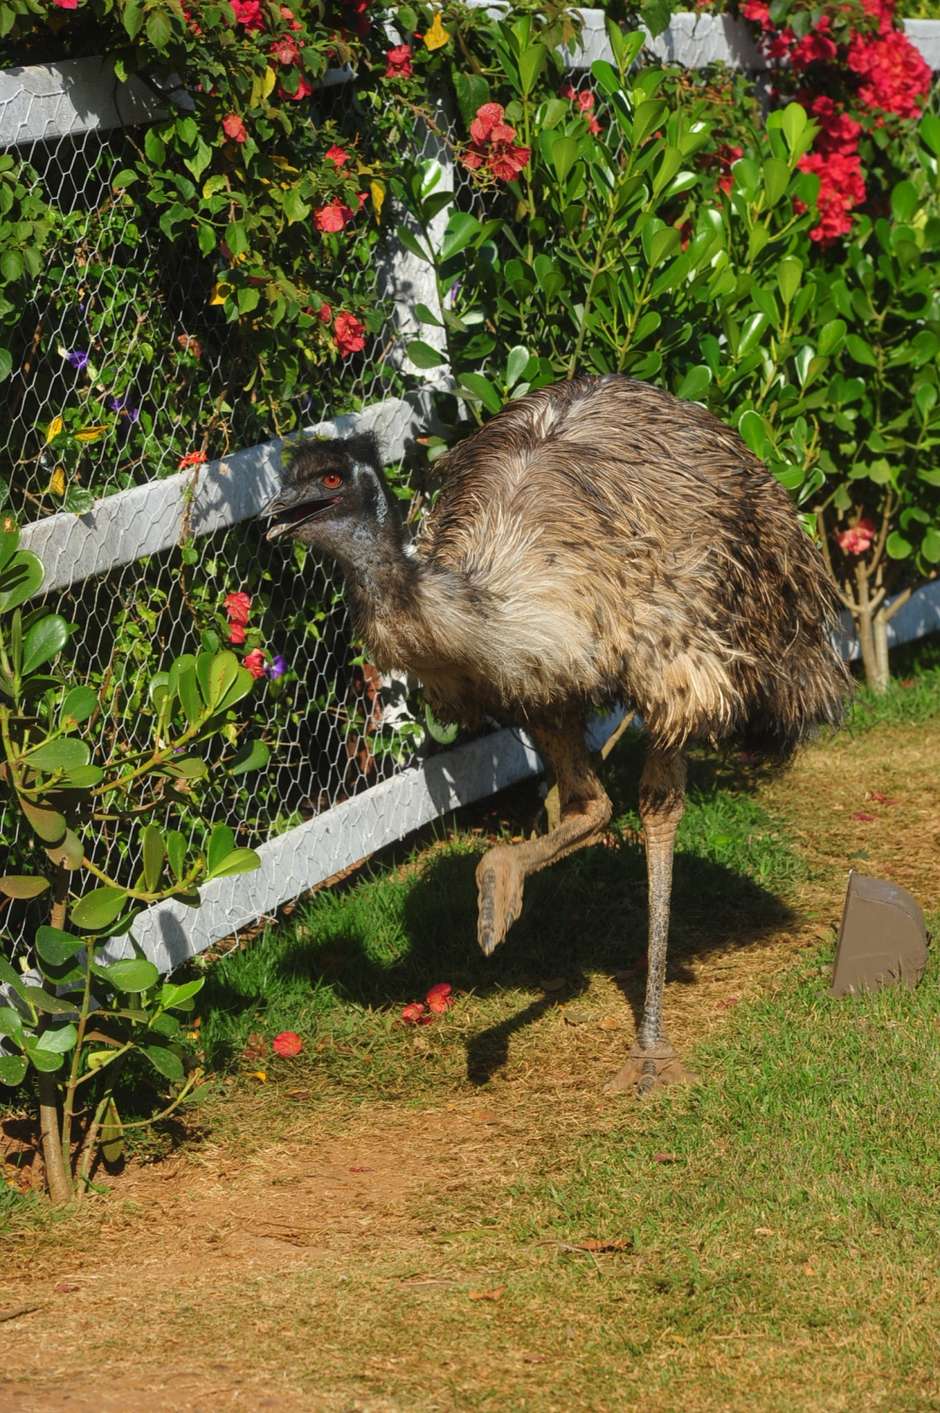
[{"x1": 831, "y1": 871, "x2": 928, "y2": 997}]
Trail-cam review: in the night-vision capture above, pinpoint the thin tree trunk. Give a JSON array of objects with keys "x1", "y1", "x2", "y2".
[
  {"x1": 872, "y1": 610, "x2": 891, "y2": 693},
  {"x1": 38, "y1": 868, "x2": 73, "y2": 1202},
  {"x1": 854, "y1": 564, "x2": 884, "y2": 693}
]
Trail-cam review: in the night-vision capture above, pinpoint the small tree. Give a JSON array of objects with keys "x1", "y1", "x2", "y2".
[{"x1": 0, "y1": 526, "x2": 268, "y2": 1200}]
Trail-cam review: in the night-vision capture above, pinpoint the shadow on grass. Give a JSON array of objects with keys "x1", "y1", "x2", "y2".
[{"x1": 199, "y1": 737, "x2": 798, "y2": 1085}]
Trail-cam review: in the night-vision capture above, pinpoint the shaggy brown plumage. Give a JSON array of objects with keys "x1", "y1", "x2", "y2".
[{"x1": 266, "y1": 375, "x2": 848, "y2": 1094}]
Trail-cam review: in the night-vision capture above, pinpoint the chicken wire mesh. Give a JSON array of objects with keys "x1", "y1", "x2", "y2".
[{"x1": 0, "y1": 70, "x2": 472, "y2": 962}]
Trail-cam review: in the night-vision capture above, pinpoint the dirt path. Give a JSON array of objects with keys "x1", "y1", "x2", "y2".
[{"x1": 2, "y1": 716, "x2": 938, "y2": 1413}]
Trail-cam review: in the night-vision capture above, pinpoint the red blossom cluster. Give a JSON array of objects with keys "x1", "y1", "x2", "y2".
[
  {"x1": 837, "y1": 516, "x2": 877, "y2": 555},
  {"x1": 561, "y1": 84, "x2": 602, "y2": 135},
  {"x1": 461, "y1": 104, "x2": 531, "y2": 182},
  {"x1": 385, "y1": 43, "x2": 413, "y2": 78},
  {"x1": 311, "y1": 303, "x2": 366, "y2": 355},
  {"x1": 222, "y1": 112, "x2": 248, "y2": 145},
  {"x1": 224, "y1": 590, "x2": 252, "y2": 645},
  {"x1": 178, "y1": 449, "x2": 207, "y2": 470},
  {"x1": 729, "y1": 0, "x2": 931, "y2": 243},
  {"x1": 228, "y1": 0, "x2": 312, "y2": 102},
  {"x1": 401, "y1": 983, "x2": 455, "y2": 1024}
]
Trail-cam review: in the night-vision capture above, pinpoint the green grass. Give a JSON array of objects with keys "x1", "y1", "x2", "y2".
[{"x1": 845, "y1": 634, "x2": 940, "y2": 733}]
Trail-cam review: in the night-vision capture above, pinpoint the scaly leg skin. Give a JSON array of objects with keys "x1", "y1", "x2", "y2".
[
  {"x1": 607, "y1": 746, "x2": 696, "y2": 1097},
  {"x1": 476, "y1": 716, "x2": 612, "y2": 957}
]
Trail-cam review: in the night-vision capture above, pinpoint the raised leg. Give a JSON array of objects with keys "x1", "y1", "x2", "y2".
[
  {"x1": 608, "y1": 746, "x2": 695, "y2": 1096},
  {"x1": 476, "y1": 717, "x2": 612, "y2": 956}
]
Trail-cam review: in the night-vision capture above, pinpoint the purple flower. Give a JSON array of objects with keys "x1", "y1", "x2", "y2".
[
  {"x1": 108, "y1": 395, "x2": 140, "y2": 423},
  {"x1": 66, "y1": 349, "x2": 89, "y2": 371},
  {"x1": 266, "y1": 654, "x2": 287, "y2": 680}
]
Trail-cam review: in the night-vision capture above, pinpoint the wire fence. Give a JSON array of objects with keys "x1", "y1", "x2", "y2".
[{"x1": 2, "y1": 14, "x2": 939, "y2": 975}]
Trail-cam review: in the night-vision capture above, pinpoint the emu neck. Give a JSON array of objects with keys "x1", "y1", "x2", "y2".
[{"x1": 314, "y1": 518, "x2": 482, "y2": 678}]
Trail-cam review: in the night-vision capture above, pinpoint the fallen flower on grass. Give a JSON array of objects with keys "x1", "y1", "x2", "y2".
[
  {"x1": 401, "y1": 1001, "x2": 430, "y2": 1025},
  {"x1": 272, "y1": 1030, "x2": 303, "y2": 1057},
  {"x1": 252, "y1": 1070, "x2": 268, "y2": 1082},
  {"x1": 426, "y1": 982, "x2": 453, "y2": 1013}
]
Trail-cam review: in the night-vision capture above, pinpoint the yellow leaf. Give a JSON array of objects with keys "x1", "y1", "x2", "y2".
[
  {"x1": 271, "y1": 155, "x2": 299, "y2": 172},
  {"x1": 370, "y1": 179, "x2": 386, "y2": 221},
  {"x1": 45, "y1": 415, "x2": 64, "y2": 444},
  {"x1": 74, "y1": 424, "x2": 108, "y2": 443},
  {"x1": 262, "y1": 65, "x2": 277, "y2": 99},
  {"x1": 49, "y1": 466, "x2": 66, "y2": 497},
  {"x1": 251, "y1": 1069, "x2": 268, "y2": 1082},
  {"x1": 424, "y1": 11, "x2": 449, "y2": 49},
  {"x1": 210, "y1": 281, "x2": 232, "y2": 306}
]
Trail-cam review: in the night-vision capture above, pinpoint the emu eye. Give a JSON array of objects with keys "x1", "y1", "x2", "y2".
[{"x1": 321, "y1": 472, "x2": 343, "y2": 490}]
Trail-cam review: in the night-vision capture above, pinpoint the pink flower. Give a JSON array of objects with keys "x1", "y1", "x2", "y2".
[
  {"x1": 837, "y1": 517, "x2": 877, "y2": 556},
  {"x1": 231, "y1": 0, "x2": 264, "y2": 28},
  {"x1": 222, "y1": 113, "x2": 248, "y2": 144},
  {"x1": 314, "y1": 201, "x2": 354, "y2": 233},
  {"x1": 224, "y1": 590, "x2": 251, "y2": 626},
  {"x1": 228, "y1": 623, "x2": 246, "y2": 646},
  {"x1": 325, "y1": 145, "x2": 349, "y2": 166},
  {"x1": 317, "y1": 302, "x2": 332, "y2": 323},
  {"x1": 426, "y1": 983, "x2": 454, "y2": 1014},
  {"x1": 270, "y1": 34, "x2": 300, "y2": 65},
  {"x1": 462, "y1": 103, "x2": 530, "y2": 182},
  {"x1": 51, "y1": 0, "x2": 79, "y2": 8},
  {"x1": 243, "y1": 649, "x2": 267, "y2": 678},
  {"x1": 385, "y1": 43, "x2": 412, "y2": 78},
  {"x1": 178, "y1": 450, "x2": 207, "y2": 470},
  {"x1": 272, "y1": 1031, "x2": 303, "y2": 1057},
  {"x1": 401, "y1": 1002, "x2": 429, "y2": 1024},
  {"x1": 334, "y1": 312, "x2": 366, "y2": 356}
]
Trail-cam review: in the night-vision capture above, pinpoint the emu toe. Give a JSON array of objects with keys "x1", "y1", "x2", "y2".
[
  {"x1": 605, "y1": 1041, "x2": 696, "y2": 1097},
  {"x1": 476, "y1": 846, "x2": 525, "y2": 957}
]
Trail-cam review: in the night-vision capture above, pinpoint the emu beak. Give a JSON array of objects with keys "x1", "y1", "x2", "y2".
[{"x1": 264, "y1": 487, "x2": 340, "y2": 541}]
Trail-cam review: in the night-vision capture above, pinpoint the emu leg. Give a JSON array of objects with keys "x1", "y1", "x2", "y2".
[
  {"x1": 608, "y1": 746, "x2": 695, "y2": 1096},
  {"x1": 477, "y1": 720, "x2": 612, "y2": 956}
]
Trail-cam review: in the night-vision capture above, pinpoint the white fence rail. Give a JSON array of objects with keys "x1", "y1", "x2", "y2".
[{"x1": 2, "y1": 13, "x2": 939, "y2": 981}]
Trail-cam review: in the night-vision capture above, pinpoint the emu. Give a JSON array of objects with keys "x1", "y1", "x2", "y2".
[{"x1": 265, "y1": 375, "x2": 848, "y2": 1093}]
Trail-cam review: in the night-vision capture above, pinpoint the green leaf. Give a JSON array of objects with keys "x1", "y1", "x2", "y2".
[
  {"x1": 145, "y1": 9, "x2": 172, "y2": 47},
  {"x1": 818, "y1": 319, "x2": 847, "y2": 358},
  {"x1": 34, "y1": 1022, "x2": 78, "y2": 1054},
  {"x1": 141, "y1": 823, "x2": 165, "y2": 892},
  {"x1": 35, "y1": 926, "x2": 84, "y2": 966},
  {"x1": 97, "y1": 957, "x2": 159, "y2": 992},
  {"x1": 891, "y1": 180, "x2": 918, "y2": 223},
  {"x1": 424, "y1": 704, "x2": 459, "y2": 745},
  {"x1": 845, "y1": 334, "x2": 877, "y2": 367},
  {"x1": 142, "y1": 1044, "x2": 185, "y2": 1082},
  {"x1": 70, "y1": 887, "x2": 128, "y2": 930},
  {"x1": 99, "y1": 1097, "x2": 124, "y2": 1163},
  {"x1": 777, "y1": 256, "x2": 803, "y2": 305},
  {"x1": 0, "y1": 875, "x2": 49, "y2": 899},
  {"x1": 160, "y1": 978, "x2": 204, "y2": 1010},
  {"x1": 227, "y1": 739, "x2": 270, "y2": 777},
  {"x1": 505, "y1": 345, "x2": 530, "y2": 391},
  {"x1": 23, "y1": 1037, "x2": 65, "y2": 1072},
  {"x1": 0, "y1": 1006, "x2": 25, "y2": 1047},
  {"x1": 0, "y1": 550, "x2": 43, "y2": 612},
  {"x1": 205, "y1": 847, "x2": 262, "y2": 881},
  {"x1": 921, "y1": 528, "x2": 940, "y2": 564},
  {"x1": 214, "y1": 665, "x2": 253, "y2": 714},
  {"x1": 45, "y1": 828, "x2": 87, "y2": 871},
  {"x1": 0, "y1": 1053, "x2": 27, "y2": 1085},
  {"x1": 0, "y1": 249, "x2": 23, "y2": 282},
  {"x1": 207, "y1": 823, "x2": 236, "y2": 876},
  {"x1": 60, "y1": 685, "x2": 97, "y2": 724},
  {"x1": 22, "y1": 985, "x2": 75, "y2": 1014},
  {"x1": 177, "y1": 664, "x2": 203, "y2": 726},
  {"x1": 144, "y1": 127, "x2": 166, "y2": 165},
  {"x1": 166, "y1": 829, "x2": 186, "y2": 882},
  {"x1": 518, "y1": 42, "x2": 547, "y2": 96},
  {"x1": 761, "y1": 157, "x2": 790, "y2": 207},
  {"x1": 406, "y1": 339, "x2": 446, "y2": 369},
  {"x1": 24, "y1": 737, "x2": 90, "y2": 772},
  {"x1": 738, "y1": 312, "x2": 768, "y2": 358},
  {"x1": 458, "y1": 373, "x2": 502, "y2": 415},
  {"x1": 738, "y1": 410, "x2": 771, "y2": 460},
  {"x1": 676, "y1": 365, "x2": 712, "y2": 402},
  {"x1": 550, "y1": 135, "x2": 579, "y2": 186},
  {"x1": 886, "y1": 531, "x2": 912, "y2": 559},
  {"x1": 19, "y1": 799, "x2": 66, "y2": 844},
  {"x1": 440, "y1": 212, "x2": 482, "y2": 263}
]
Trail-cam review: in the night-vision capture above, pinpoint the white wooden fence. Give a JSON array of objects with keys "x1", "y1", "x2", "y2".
[{"x1": 1, "y1": 13, "x2": 938, "y2": 976}]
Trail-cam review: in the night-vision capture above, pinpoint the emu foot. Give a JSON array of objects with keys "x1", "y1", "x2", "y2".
[
  {"x1": 476, "y1": 846, "x2": 525, "y2": 957},
  {"x1": 605, "y1": 1042, "x2": 695, "y2": 1098}
]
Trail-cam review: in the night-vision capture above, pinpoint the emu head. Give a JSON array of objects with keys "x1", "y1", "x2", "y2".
[{"x1": 264, "y1": 433, "x2": 393, "y2": 546}]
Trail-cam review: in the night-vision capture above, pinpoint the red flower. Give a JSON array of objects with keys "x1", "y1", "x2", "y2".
[
  {"x1": 325, "y1": 145, "x2": 349, "y2": 166},
  {"x1": 385, "y1": 44, "x2": 412, "y2": 78},
  {"x1": 314, "y1": 201, "x2": 354, "y2": 233},
  {"x1": 790, "y1": 16, "x2": 837, "y2": 69},
  {"x1": 222, "y1": 113, "x2": 248, "y2": 144},
  {"x1": 51, "y1": 0, "x2": 79, "y2": 8},
  {"x1": 228, "y1": 623, "x2": 246, "y2": 646},
  {"x1": 401, "y1": 1002, "x2": 429, "y2": 1024},
  {"x1": 717, "y1": 144, "x2": 744, "y2": 194},
  {"x1": 462, "y1": 103, "x2": 531, "y2": 182},
  {"x1": 317, "y1": 302, "x2": 333, "y2": 323},
  {"x1": 272, "y1": 1030, "x2": 303, "y2": 1057},
  {"x1": 741, "y1": 0, "x2": 771, "y2": 26},
  {"x1": 279, "y1": 3, "x2": 302, "y2": 28},
  {"x1": 270, "y1": 34, "x2": 300, "y2": 65},
  {"x1": 561, "y1": 83, "x2": 602, "y2": 134},
  {"x1": 847, "y1": 29, "x2": 931, "y2": 120},
  {"x1": 243, "y1": 649, "x2": 267, "y2": 678},
  {"x1": 334, "y1": 312, "x2": 366, "y2": 356},
  {"x1": 231, "y1": 0, "x2": 264, "y2": 27},
  {"x1": 837, "y1": 517, "x2": 877, "y2": 556},
  {"x1": 178, "y1": 450, "x2": 207, "y2": 470},
  {"x1": 224, "y1": 590, "x2": 251, "y2": 626},
  {"x1": 280, "y1": 75, "x2": 313, "y2": 101},
  {"x1": 426, "y1": 982, "x2": 454, "y2": 1014}
]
